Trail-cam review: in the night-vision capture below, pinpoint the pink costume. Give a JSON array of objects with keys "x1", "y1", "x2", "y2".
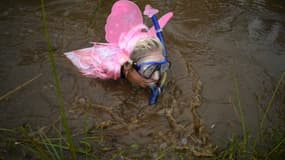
[{"x1": 64, "y1": 0, "x2": 173, "y2": 80}]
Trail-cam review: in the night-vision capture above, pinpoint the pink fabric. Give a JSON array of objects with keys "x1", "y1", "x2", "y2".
[
  {"x1": 105, "y1": 0, "x2": 143, "y2": 44},
  {"x1": 148, "y1": 12, "x2": 174, "y2": 36},
  {"x1": 64, "y1": 0, "x2": 173, "y2": 80},
  {"x1": 144, "y1": 4, "x2": 159, "y2": 18},
  {"x1": 64, "y1": 43, "x2": 129, "y2": 80},
  {"x1": 118, "y1": 24, "x2": 151, "y2": 53}
]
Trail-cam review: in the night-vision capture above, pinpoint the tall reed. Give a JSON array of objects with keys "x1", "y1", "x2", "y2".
[
  {"x1": 40, "y1": 0, "x2": 76, "y2": 158},
  {"x1": 217, "y1": 72, "x2": 285, "y2": 159},
  {"x1": 234, "y1": 76, "x2": 248, "y2": 147},
  {"x1": 254, "y1": 72, "x2": 285, "y2": 147}
]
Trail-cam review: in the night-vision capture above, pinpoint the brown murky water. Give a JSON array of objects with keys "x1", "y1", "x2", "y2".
[{"x1": 0, "y1": 0, "x2": 285, "y2": 158}]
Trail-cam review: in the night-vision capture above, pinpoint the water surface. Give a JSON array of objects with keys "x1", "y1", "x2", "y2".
[{"x1": 0, "y1": 0, "x2": 284, "y2": 158}]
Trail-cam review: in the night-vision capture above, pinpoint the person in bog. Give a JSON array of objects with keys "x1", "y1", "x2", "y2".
[{"x1": 64, "y1": 0, "x2": 173, "y2": 105}]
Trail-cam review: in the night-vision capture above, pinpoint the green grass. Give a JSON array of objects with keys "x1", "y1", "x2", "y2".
[
  {"x1": 40, "y1": 0, "x2": 76, "y2": 158},
  {"x1": 215, "y1": 72, "x2": 285, "y2": 160},
  {"x1": 234, "y1": 76, "x2": 248, "y2": 148}
]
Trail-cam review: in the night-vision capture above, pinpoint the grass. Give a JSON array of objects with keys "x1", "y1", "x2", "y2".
[
  {"x1": 234, "y1": 76, "x2": 248, "y2": 148},
  {"x1": 215, "y1": 72, "x2": 285, "y2": 160},
  {"x1": 255, "y1": 72, "x2": 285, "y2": 147},
  {"x1": 40, "y1": 0, "x2": 76, "y2": 158}
]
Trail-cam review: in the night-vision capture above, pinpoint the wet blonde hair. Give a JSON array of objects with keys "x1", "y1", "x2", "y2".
[{"x1": 130, "y1": 37, "x2": 163, "y2": 62}]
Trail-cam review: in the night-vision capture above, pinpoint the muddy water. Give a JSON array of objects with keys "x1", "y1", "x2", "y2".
[{"x1": 0, "y1": 0, "x2": 285, "y2": 158}]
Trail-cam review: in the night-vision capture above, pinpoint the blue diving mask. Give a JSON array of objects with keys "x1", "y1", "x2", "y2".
[
  {"x1": 135, "y1": 59, "x2": 170, "y2": 79},
  {"x1": 134, "y1": 58, "x2": 170, "y2": 105}
]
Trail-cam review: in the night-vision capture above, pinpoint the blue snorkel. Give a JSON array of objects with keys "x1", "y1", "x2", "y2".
[
  {"x1": 151, "y1": 15, "x2": 168, "y2": 57},
  {"x1": 144, "y1": 6, "x2": 170, "y2": 105},
  {"x1": 148, "y1": 15, "x2": 168, "y2": 105}
]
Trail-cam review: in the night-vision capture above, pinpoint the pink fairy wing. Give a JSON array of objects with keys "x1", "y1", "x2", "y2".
[
  {"x1": 64, "y1": 44, "x2": 129, "y2": 80},
  {"x1": 148, "y1": 12, "x2": 174, "y2": 36},
  {"x1": 105, "y1": 0, "x2": 143, "y2": 43}
]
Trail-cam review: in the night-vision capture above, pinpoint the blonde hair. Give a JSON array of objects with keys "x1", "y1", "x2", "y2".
[{"x1": 130, "y1": 37, "x2": 163, "y2": 62}]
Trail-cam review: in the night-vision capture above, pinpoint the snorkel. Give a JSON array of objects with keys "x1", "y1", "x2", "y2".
[
  {"x1": 144, "y1": 5, "x2": 171, "y2": 105},
  {"x1": 144, "y1": 7, "x2": 167, "y2": 57}
]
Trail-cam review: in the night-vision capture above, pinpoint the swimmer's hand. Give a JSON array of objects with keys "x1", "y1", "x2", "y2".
[{"x1": 123, "y1": 62, "x2": 156, "y2": 88}]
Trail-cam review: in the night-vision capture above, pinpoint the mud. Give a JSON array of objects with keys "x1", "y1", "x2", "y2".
[{"x1": 0, "y1": 0, "x2": 285, "y2": 158}]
